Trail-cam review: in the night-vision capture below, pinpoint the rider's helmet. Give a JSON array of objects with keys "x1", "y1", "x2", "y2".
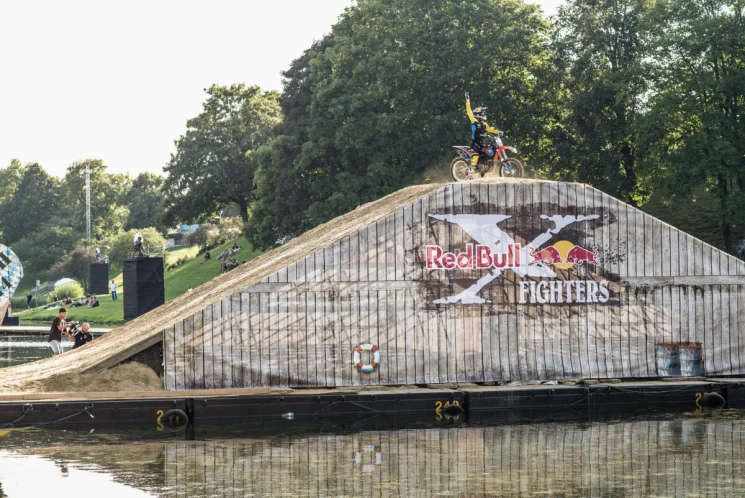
[{"x1": 473, "y1": 106, "x2": 488, "y2": 121}]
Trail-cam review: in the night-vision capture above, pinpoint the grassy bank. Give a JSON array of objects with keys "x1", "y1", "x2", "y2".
[{"x1": 14, "y1": 237, "x2": 260, "y2": 325}]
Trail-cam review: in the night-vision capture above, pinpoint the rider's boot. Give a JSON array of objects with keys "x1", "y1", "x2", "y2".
[{"x1": 471, "y1": 154, "x2": 479, "y2": 167}]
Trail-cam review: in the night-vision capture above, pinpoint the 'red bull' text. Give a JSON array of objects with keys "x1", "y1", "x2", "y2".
[{"x1": 425, "y1": 244, "x2": 522, "y2": 270}]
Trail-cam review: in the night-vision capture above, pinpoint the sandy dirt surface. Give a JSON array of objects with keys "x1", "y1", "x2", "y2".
[{"x1": 4, "y1": 181, "x2": 517, "y2": 393}]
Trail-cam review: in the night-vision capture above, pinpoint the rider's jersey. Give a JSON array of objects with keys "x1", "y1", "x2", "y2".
[{"x1": 466, "y1": 98, "x2": 500, "y2": 144}]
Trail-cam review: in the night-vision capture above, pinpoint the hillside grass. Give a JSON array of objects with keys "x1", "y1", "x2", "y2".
[{"x1": 14, "y1": 237, "x2": 260, "y2": 325}]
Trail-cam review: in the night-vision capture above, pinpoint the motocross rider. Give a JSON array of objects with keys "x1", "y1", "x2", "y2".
[{"x1": 465, "y1": 92, "x2": 501, "y2": 168}]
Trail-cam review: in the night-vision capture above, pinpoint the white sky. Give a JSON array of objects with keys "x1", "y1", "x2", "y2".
[{"x1": 0, "y1": 0, "x2": 563, "y2": 178}]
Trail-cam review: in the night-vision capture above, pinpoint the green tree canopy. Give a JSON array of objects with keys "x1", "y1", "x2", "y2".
[
  {"x1": 60, "y1": 159, "x2": 131, "y2": 240},
  {"x1": 0, "y1": 163, "x2": 60, "y2": 245},
  {"x1": 246, "y1": 0, "x2": 559, "y2": 249},
  {"x1": 644, "y1": 0, "x2": 745, "y2": 250},
  {"x1": 550, "y1": 0, "x2": 654, "y2": 206},
  {"x1": 162, "y1": 84, "x2": 281, "y2": 225},
  {"x1": 123, "y1": 172, "x2": 166, "y2": 233}
]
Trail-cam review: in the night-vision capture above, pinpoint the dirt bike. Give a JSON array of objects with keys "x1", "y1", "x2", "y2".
[{"x1": 450, "y1": 132, "x2": 524, "y2": 182}]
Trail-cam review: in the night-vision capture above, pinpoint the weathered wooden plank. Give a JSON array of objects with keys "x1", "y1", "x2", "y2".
[
  {"x1": 231, "y1": 293, "x2": 243, "y2": 387},
  {"x1": 240, "y1": 293, "x2": 252, "y2": 387},
  {"x1": 357, "y1": 227, "x2": 367, "y2": 283},
  {"x1": 737, "y1": 286, "x2": 745, "y2": 374},
  {"x1": 403, "y1": 289, "x2": 417, "y2": 383},
  {"x1": 220, "y1": 297, "x2": 233, "y2": 388},
  {"x1": 378, "y1": 290, "x2": 391, "y2": 384},
  {"x1": 209, "y1": 301, "x2": 223, "y2": 388},
  {"x1": 258, "y1": 294, "x2": 270, "y2": 387},
  {"x1": 600, "y1": 194, "x2": 614, "y2": 377},
  {"x1": 349, "y1": 291, "x2": 362, "y2": 387},
  {"x1": 193, "y1": 309, "x2": 205, "y2": 390},
  {"x1": 523, "y1": 181, "x2": 537, "y2": 379},
  {"x1": 183, "y1": 315, "x2": 195, "y2": 390},
  {"x1": 308, "y1": 292, "x2": 321, "y2": 387},
  {"x1": 333, "y1": 237, "x2": 343, "y2": 282},
  {"x1": 394, "y1": 206, "x2": 405, "y2": 282},
  {"x1": 584, "y1": 185, "x2": 599, "y2": 378},
  {"x1": 339, "y1": 291, "x2": 351, "y2": 387},
  {"x1": 165, "y1": 324, "x2": 176, "y2": 390},
  {"x1": 173, "y1": 320, "x2": 185, "y2": 390},
  {"x1": 246, "y1": 294, "x2": 260, "y2": 387},
  {"x1": 348, "y1": 232, "x2": 359, "y2": 283},
  {"x1": 313, "y1": 245, "x2": 324, "y2": 284},
  {"x1": 704, "y1": 285, "x2": 714, "y2": 374}
]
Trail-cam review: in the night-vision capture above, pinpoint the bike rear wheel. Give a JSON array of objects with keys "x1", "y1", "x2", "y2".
[
  {"x1": 500, "y1": 158, "x2": 524, "y2": 179},
  {"x1": 450, "y1": 157, "x2": 474, "y2": 182}
]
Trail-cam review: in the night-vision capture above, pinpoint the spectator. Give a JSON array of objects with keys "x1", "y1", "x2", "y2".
[
  {"x1": 48, "y1": 308, "x2": 69, "y2": 356},
  {"x1": 95, "y1": 247, "x2": 101, "y2": 261},
  {"x1": 87, "y1": 295, "x2": 100, "y2": 308},
  {"x1": 70, "y1": 297, "x2": 86, "y2": 307},
  {"x1": 62, "y1": 296, "x2": 72, "y2": 305},
  {"x1": 67, "y1": 322, "x2": 93, "y2": 350},
  {"x1": 26, "y1": 293, "x2": 32, "y2": 310},
  {"x1": 110, "y1": 280, "x2": 118, "y2": 301},
  {"x1": 200, "y1": 251, "x2": 211, "y2": 264},
  {"x1": 737, "y1": 239, "x2": 745, "y2": 259},
  {"x1": 133, "y1": 234, "x2": 144, "y2": 258}
]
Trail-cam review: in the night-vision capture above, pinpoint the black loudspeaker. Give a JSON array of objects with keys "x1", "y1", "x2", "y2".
[
  {"x1": 123, "y1": 257, "x2": 165, "y2": 320},
  {"x1": 88, "y1": 262, "x2": 109, "y2": 295}
]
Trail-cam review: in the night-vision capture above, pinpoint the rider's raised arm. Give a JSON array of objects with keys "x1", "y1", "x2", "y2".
[
  {"x1": 485, "y1": 124, "x2": 501, "y2": 134},
  {"x1": 466, "y1": 97, "x2": 477, "y2": 124}
]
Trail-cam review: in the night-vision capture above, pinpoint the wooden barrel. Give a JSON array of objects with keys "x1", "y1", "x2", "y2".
[
  {"x1": 655, "y1": 343, "x2": 680, "y2": 376},
  {"x1": 679, "y1": 344, "x2": 704, "y2": 377}
]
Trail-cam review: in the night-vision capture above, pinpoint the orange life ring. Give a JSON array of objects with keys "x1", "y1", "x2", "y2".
[{"x1": 353, "y1": 344, "x2": 380, "y2": 373}]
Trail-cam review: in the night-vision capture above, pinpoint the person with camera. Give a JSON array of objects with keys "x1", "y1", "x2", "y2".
[
  {"x1": 66, "y1": 322, "x2": 93, "y2": 350},
  {"x1": 48, "y1": 308, "x2": 70, "y2": 356}
]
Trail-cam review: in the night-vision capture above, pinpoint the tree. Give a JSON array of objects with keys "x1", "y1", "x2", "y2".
[
  {"x1": 246, "y1": 0, "x2": 559, "y2": 249},
  {"x1": 550, "y1": 0, "x2": 654, "y2": 206},
  {"x1": 644, "y1": 0, "x2": 745, "y2": 251},
  {"x1": 11, "y1": 223, "x2": 78, "y2": 279},
  {"x1": 49, "y1": 245, "x2": 96, "y2": 290},
  {"x1": 60, "y1": 159, "x2": 131, "y2": 241},
  {"x1": 0, "y1": 163, "x2": 60, "y2": 244},
  {"x1": 105, "y1": 228, "x2": 166, "y2": 273},
  {"x1": 162, "y1": 85, "x2": 282, "y2": 225},
  {"x1": 123, "y1": 173, "x2": 166, "y2": 233}
]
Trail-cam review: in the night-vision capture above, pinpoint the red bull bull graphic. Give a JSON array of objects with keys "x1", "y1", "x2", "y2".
[
  {"x1": 426, "y1": 213, "x2": 611, "y2": 305},
  {"x1": 529, "y1": 240, "x2": 599, "y2": 268}
]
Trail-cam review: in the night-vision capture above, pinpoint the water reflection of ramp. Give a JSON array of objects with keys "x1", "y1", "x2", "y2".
[{"x1": 160, "y1": 419, "x2": 745, "y2": 497}]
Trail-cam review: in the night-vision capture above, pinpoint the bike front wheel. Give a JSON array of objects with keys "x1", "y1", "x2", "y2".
[
  {"x1": 500, "y1": 158, "x2": 524, "y2": 179},
  {"x1": 450, "y1": 157, "x2": 474, "y2": 182}
]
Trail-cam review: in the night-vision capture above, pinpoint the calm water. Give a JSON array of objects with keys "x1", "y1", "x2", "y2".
[
  {"x1": 0, "y1": 412, "x2": 743, "y2": 497},
  {"x1": 0, "y1": 334, "x2": 72, "y2": 367}
]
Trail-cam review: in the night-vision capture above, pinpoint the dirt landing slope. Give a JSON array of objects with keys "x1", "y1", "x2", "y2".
[{"x1": 2, "y1": 180, "x2": 513, "y2": 393}]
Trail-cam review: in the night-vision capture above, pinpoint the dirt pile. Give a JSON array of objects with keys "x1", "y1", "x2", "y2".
[{"x1": 41, "y1": 362, "x2": 163, "y2": 393}]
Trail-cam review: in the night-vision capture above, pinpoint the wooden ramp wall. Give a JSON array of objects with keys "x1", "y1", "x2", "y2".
[{"x1": 164, "y1": 181, "x2": 745, "y2": 389}]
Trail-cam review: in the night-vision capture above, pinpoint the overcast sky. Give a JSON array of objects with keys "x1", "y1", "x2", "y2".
[{"x1": 0, "y1": 0, "x2": 563, "y2": 178}]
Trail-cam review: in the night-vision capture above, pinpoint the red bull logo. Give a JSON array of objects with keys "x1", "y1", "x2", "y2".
[
  {"x1": 529, "y1": 240, "x2": 599, "y2": 269},
  {"x1": 425, "y1": 244, "x2": 522, "y2": 270}
]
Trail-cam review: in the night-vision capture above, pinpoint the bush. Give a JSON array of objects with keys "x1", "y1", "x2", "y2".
[
  {"x1": 104, "y1": 228, "x2": 166, "y2": 273},
  {"x1": 185, "y1": 224, "x2": 218, "y2": 247},
  {"x1": 53, "y1": 281, "x2": 85, "y2": 300},
  {"x1": 218, "y1": 217, "x2": 242, "y2": 241}
]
